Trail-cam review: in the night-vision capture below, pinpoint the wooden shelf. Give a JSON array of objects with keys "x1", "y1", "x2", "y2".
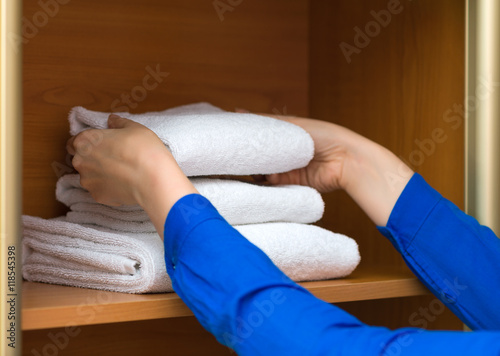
[{"x1": 22, "y1": 265, "x2": 429, "y2": 331}]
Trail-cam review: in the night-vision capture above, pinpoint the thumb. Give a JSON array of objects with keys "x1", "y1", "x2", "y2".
[{"x1": 108, "y1": 114, "x2": 136, "y2": 129}]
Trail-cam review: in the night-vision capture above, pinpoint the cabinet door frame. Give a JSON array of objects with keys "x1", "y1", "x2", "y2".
[
  {"x1": 465, "y1": 0, "x2": 500, "y2": 235},
  {"x1": 1, "y1": 2, "x2": 23, "y2": 356}
]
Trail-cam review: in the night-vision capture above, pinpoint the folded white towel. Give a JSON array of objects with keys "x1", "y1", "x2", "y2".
[
  {"x1": 22, "y1": 216, "x2": 360, "y2": 293},
  {"x1": 56, "y1": 174, "x2": 325, "y2": 230},
  {"x1": 69, "y1": 103, "x2": 314, "y2": 176},
  {"x1": 23, "y1": 216, "x2": 171, "y2": 293},
  {"x1": 234, "y1": 223, "x2": 360, "y2": 282}
]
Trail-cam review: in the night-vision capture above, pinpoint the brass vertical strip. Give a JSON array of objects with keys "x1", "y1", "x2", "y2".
[
  {"x1": 465, "y1": 0, "x2": 500, "y2": 236},
  {"x1": 465, "y1": 0, "x2": 476, "y2": 218},
  {"x1": 1, "y1": 1, "x2": 23, "y2": 355}
]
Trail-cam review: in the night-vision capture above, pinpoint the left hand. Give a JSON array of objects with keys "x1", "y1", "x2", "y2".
[
  {"x1": 67, "y1": 114, "x2": 198, "y2": 237},
  {"x1": 67, "y1": 114, "x2": 171, "y2": 206}
]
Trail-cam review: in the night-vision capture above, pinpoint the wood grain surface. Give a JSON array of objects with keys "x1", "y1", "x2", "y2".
[
  {"x1": 22, "y1": 0, "x2": 309, "y2": 219},
  {"x1": 22, "y1": 266, "x2": 430, "y2": 331},
  {"x1": 309, "y1": 0, "x2": 465, "y2": 333},
  {"x1": 310, "y1": 0, "x2": 465, "y2": 267},
  {"x1": 21, "y1": 0, "x2": 466, "y2": 354}
]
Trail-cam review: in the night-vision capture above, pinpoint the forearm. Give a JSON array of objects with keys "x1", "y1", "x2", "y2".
[
  {"x1": 163, "y1": 194, "x2": 358, "y2": 354},
  {"x1": 163, "y1": 194, "x2": 500, "y2": 354},
  {"x1": 163, "y1": 194, "x2": 396, "y2": 354},
  {"x1": 378, "y1": 173, "x2": 500, "y2": 330},
  {"x1": 345, "y1": 134, "x2": 500, "y2": 328},
  {"x1": 341, "y1": 133, "x2": 413, "y2": 226}
]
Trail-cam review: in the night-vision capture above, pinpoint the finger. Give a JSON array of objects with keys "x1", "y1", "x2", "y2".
[
  {"x1": 71, "y1": 154, "x2": 83, "y2": 171},
  {"x1": 67, "y1": 129, "x2": 103, "y2": 156},
  {"x1": 71, "y1": 130, "x2": 100, "y2": 156},
  {"x1": 265, "y1": 173, "x2": 282, "y2": 185},
  {"x1": 108, "y1": 114, "x2": 136, "y2": 129},
  {"x1": 265, "y1": 172, "x2": 294, "y2": 186},
  {"x1": 266, "y1": 169, "x2": 304, "y2": 186}
]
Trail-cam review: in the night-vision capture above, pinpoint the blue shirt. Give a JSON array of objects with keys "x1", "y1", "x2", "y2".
[{"x1": 163, "y1": 173, "x2": 500, "y2": 355}]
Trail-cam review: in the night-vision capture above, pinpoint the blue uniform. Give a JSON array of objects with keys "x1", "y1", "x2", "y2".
[{"x1": 163, "y1": 173, "x2": 500, "y2": 355}]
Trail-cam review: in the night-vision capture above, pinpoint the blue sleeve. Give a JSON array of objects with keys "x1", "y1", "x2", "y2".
[
  {"x1": 378, "y1": 173, "x2": 500, "y2": 331},
  {"x1": 164, "y1": 193, "x2": 500, "y2": 355}
]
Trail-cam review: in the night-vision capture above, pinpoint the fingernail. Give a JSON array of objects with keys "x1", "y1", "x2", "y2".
[{"x1": 109, "y1": 114, "x2": 122, "y2": 119}]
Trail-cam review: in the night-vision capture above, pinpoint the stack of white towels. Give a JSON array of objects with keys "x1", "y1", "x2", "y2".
[{"x1": 22, "y1": 103, "x2": 360, "y2": 294}]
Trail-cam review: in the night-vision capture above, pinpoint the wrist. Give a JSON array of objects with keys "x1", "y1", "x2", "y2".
[
  {"x1": 342, "y1": 138, "x2": 413, "y2": 226},
  {"x1": 135, "y1": 148, "x2": 198, "y2": 238}
]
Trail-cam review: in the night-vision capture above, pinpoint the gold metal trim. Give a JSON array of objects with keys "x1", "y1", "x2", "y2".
[
  {"x1": 1, "y1": 1, "x2": 23, "y2": 355},
  {"x1": 465, "y1": 0, "x2": 500, "y2": 236}
]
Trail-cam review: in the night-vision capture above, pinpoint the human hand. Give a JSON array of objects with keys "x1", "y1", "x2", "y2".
[
  {"x1": 258, "y1": 115, "x2": 367, "y2": 193},
  {"x1": 67, "y1": 114, "x2": 197, "y2": 237},
  {"x1": 67, "y1": 114, "x2": 169, "y2": 206},
  {"x1": 254, "y1": 113, "x2": 413, "y2": 226}
]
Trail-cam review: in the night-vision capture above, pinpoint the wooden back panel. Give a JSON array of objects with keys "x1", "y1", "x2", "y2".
[
  {"x1": 311, "y1": 0, "x2": 466, "y2": 268},
  {"x1": 22, "y1": 0, "x2": 309, "y2": 218},
  {"x1": 21, "y1": 1, "x2": 465, "y2": 353}
]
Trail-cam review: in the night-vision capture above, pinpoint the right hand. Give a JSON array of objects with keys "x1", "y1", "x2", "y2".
[
  {"x1": 262, "y1": 116, "x2": 367, "y2": 193},
  {"x1": 259, "y1": 114, "x2": 414, "y2": 226}
]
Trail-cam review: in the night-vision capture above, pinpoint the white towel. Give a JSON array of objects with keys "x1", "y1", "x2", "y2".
[
  {"x1": 23, "y1": 216, "x2": 171, "y2": 293},
  {"x1": 234, "y1": 223, "x2": 360, "y2": 282},
  {"x1": 22, "y1": 216, "x2": 360, "y2": 294},
  {"x1": 56, "y1": 174, "x2": 325, "y2": 231},
  {"x1": 69, "y1": 103, "x2": 314, "y2": 176}
]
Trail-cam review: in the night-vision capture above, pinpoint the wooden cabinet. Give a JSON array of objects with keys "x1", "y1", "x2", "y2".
[{"x1": 21, "y1": 0, "x2": 464, "y2": 354}]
